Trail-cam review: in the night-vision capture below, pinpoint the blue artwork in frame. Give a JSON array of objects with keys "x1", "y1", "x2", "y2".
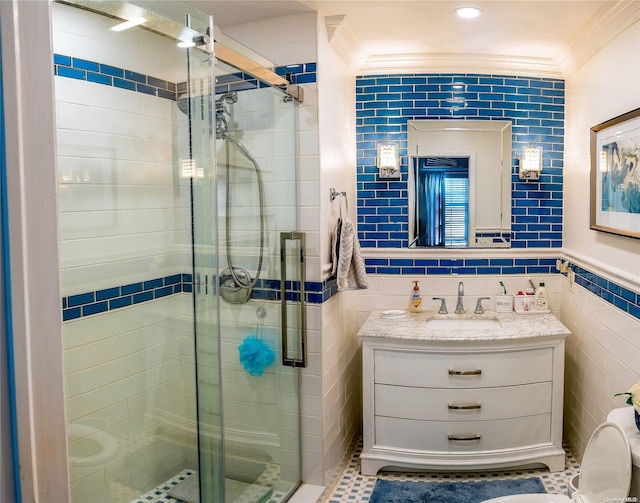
[{"x1": 591, "y1": 107, "x2": 640, "y2": 239}]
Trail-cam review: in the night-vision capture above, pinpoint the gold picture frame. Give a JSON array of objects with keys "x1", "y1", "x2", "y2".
[{"x1": 590, "y1": 107, "x2": 640, "y2": 239}]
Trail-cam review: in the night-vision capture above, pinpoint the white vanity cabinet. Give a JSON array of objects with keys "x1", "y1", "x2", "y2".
[{"x1": 359, "y1": 311, "x2": 569, "y2": 475}]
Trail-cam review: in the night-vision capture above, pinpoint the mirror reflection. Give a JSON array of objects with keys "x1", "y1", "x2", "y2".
[{"x1": 407, "y1": 120, "x2": 512, "y2": 248}]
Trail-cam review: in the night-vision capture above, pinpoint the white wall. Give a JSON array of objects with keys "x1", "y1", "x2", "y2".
[
  {"x1": 315, "y1": 11, "x2": 361, "y2": 493},
  {"x1": 563, "y1": 19, "x2": 640, "y2": 280},
  {"x1": 562, "y1": 18, "x2": 640, "y2": 459},
  {"x1": 219, "y1": 13, "x2": 317, "y2": 67}
]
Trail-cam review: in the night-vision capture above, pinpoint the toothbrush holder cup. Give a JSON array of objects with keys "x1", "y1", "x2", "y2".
[{"x1": 495, "y1": 294, "x2": 514, "y2": 312}]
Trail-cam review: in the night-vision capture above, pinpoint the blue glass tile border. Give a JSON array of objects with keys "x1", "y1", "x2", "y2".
[
  {"x1": 571, "y1": 263, "x2": 640, "y2": 320},
  {"x1": 274, "y1": 62, "x2": 317, "y2": 85},
  {"x1": 214, "y1": 63, "x2": 317, "y2": 95},
  {"x1": 363, "y1": 256, "x2": 559, "y2": 276},
  {"x1": 61, "y1": 273, "x2": 334, "y2": 320},
  {"x1": 62, "y1": 273, "x2": 192, "y2": 321},
  {"x1": 59, "y1": 260, "x2": 640, "y2": 322},
  {"x1": 54, "y1": 54, "x2": 178, "y2": 101},
  {"x1": 55, "y1": 54, "x2": 318, "y2": 101}
]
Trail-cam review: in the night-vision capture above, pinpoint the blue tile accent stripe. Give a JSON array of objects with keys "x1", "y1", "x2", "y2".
[
  {"x1": 60, "y1": 273, "x2": 335, "y2": 320},
  {"x1": 58, "y1": 262, "x2": 640, "y2": 322},
  {"x1": 571, "y1": 263, "x2": 640, "y2": 320},
  {"x1": 274, "y1": 62, "x2": 317, "y2": 85},
  {"x1": 214, "y1": 63, "x2": 317, "y2": 95},
  {"x1": 355, "y1": 73, "x2": 565, "y2": 250},
  {"x1": 55, "y1": 54, "x2": 317, "y2": 101},
  {"x1": 54, "y1": 54, "x2": 178, "y2": 101},
  {"x1": 364, "y1": 257, "x2": 559, "y2": 276},
  {"x1": 62, "y1": 274, "x2": 192, "y2": 321}
]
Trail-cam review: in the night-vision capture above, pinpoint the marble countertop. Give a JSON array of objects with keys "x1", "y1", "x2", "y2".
[{"x1": 358, "y1": 309, "x2": 571, "y2": 342}]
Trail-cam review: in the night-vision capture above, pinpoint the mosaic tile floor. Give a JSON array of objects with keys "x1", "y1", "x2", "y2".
[
  {"x1": 129, "y1": 468, "x2": 287, "y2": 503},
  {"x1": 324, "y1": 437, "x2": 580, "y2": 502}
]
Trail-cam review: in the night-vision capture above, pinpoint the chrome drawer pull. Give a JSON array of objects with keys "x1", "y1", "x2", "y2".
[
  {"x1": 448, "y1": 369, "x2": 482, "y2": 376},
  {"x1": 448, "y1": 434, "x2": 481, "y2": 441},
  {"x1": 448, "y1": 403, "x2": 481, "y2": 410}
]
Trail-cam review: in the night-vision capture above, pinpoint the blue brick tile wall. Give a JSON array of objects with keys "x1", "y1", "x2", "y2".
[{"x1": 356, "y1": 73, "x2": 565, "y2": 249}]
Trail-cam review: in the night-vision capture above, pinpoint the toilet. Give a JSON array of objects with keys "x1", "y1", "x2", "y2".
[
  {"x1": 607, "y1": 407, "x2": 640, "y2": 500},
  {"x1": 481, "y1": 421, "x2": 632, "y2": 503},
  {"x1": 68, "y1": 422, "x2": 120, "y2": 479}
]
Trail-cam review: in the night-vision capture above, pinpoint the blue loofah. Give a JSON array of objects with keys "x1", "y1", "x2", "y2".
[{"x1": 238, "y1": 335, "x2": 275, "y2": 376}]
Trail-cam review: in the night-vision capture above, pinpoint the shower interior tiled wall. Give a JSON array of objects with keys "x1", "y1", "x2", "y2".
[{"x1": 54, "y1": 4, "x2": 303, "y2": 501}]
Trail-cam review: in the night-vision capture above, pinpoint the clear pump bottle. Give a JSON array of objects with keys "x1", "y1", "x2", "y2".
[{"x1": 408, "y1": 280, "x2": 423, "y2": 313}]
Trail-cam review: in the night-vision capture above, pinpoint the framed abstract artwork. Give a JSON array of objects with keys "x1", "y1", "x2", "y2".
[{"x1": 590, "y1": 107, "x2": 640, "y2": 239}]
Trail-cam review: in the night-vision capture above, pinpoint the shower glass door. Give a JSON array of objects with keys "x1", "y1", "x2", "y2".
[{"x1": 199, "y1": 56, "x2": 302, "y2": 502}]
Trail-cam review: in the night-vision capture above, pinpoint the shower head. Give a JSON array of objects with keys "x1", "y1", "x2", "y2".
[
  {"x1": 216, "y1": 91, "x2": 238, "y2": 105},
  {"x1": 176, "y1": 91, "x2": 239, "y2": 139}
]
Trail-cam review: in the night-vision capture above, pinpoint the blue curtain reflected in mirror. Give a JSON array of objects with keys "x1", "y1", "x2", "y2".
[{"x1": 413, "y1": 157, "x2": 469, "y2": 247}]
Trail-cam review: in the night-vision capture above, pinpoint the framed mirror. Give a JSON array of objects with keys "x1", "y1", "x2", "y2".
[{"x1": 407, "y1": 120, "x2": 512, "y2": 248}]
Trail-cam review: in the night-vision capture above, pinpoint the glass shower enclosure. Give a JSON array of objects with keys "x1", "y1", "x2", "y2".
[{"x1": 53, "y1": 1, "x2": 302, "y2": 502}]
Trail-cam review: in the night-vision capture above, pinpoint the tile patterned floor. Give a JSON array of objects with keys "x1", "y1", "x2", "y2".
[
  {"x1": 324, "y1": 437, "x2": 580, "y2": 502},
  {"x1": 129, "y1": 438, "x2": 580, "y2": 503},
  {"x1": 129, "y1": 467, "x2": 287, "y2": 503}
]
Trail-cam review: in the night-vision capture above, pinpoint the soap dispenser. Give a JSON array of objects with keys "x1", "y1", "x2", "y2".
[
  {"x1": 536, "y1": 281, "x2": 549, "y2": 311},
  {"x1": 408, "y1": 281, "x2": 423, "y2": 313}
]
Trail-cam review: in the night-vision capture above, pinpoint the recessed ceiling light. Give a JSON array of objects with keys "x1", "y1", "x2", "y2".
[{"x1": 455, "y1": 7, "x2": 483, "y2": 19}]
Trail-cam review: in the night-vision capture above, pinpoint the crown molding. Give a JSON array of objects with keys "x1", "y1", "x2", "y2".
[
  {"x1": 324, "y1": 14, "x2": 365, "y2": 68},
  {"x1": 357, "y1": 52, "x2": 564, "y2": 79},
  {"x1": 336, "y1": 1, "x2": 640, "y2": 79},
  {"x1": 556, "y1": 0, "x2": 640, "y2": 75}
]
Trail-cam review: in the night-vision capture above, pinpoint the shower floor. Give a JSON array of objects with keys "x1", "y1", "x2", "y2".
[{"x1": 129, "y1": 469, "x2": 284, "y2": 503}]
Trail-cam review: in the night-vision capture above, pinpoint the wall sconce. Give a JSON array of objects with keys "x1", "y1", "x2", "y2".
[
  {"x1": 377, "y1": 142, "x2": 400, "y2": 179},
  {"x1": 519, "y1": 147, "x2": 542, "y2": 181}
]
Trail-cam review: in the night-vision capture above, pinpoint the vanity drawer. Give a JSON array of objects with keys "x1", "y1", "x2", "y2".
[
  {"x1": 375, "y1": 382, "x2": 552, "y2": 421},
  {"x1": 374, "y1": 414, "x2": 551, "y2": 452},
  {"x1": 374, "y1": 347, "x2": 552, "y2": 388}
]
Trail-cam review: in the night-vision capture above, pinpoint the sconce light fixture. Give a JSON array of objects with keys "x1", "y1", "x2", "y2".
[
  {"x1": 519, "y1": 146, "x2": 542, "y2": 181},
  {"x1": 377, "y1": 142, "x2": 400, "y2": 178}
]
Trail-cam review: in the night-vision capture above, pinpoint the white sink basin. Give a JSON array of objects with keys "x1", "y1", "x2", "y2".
[{"x1": 425, "y1": 318, "x2": 500, "y2": 330}]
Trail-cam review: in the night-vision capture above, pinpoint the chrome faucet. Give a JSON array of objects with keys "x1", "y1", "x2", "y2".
[{"x1": 455, "y1": 281, "x2": 465, "y2": 314}]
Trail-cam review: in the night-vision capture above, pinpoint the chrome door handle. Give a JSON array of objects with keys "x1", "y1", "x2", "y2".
[{"x1": 280, "y1": 231, "x2": 307, "y2": 367}]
